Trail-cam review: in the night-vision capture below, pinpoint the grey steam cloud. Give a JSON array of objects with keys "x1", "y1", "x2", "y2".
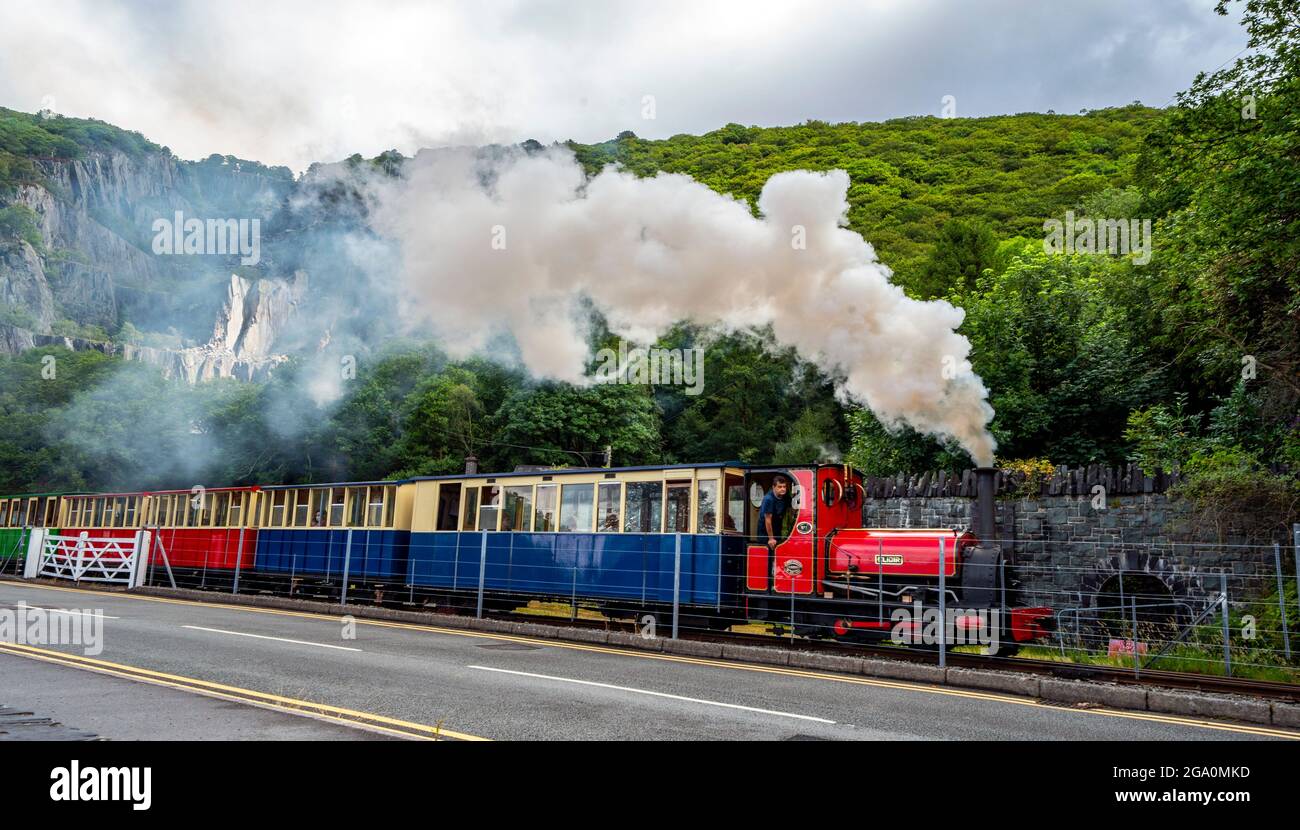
[{"x1": 366, "y1": 146, "x2": 997, "y2": 465}]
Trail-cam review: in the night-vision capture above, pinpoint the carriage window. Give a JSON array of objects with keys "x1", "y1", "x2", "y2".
[
  {"x1": 125, "y1": 496, "x2": 138, "y2": 527},
  {"x1": 597, "y1": 482, "x2": 620, "y2": 532},
  {"x1": 477, "y1": 485, "x2": 501, "y2": 531},
  {"x1": 558, "y1": 484, "x2": 593, "y2": 533},
  {"x1": 15, "y1": 500, "x2": 28, "y2": 527},
  {"x1": 348, "y1": 487, "x2": 366, "y2": 527},
  {"x1": 383, "y1": 487, "x2": 395, "y2": 527},
  {"x1": 665, "y1": 481, "x2": 691, "y2": 533},
  {"x1": 462, "y1": 487, "x2": 479, "y2": 531},
  {"x1": 229, "y1": 493, "x2": 243, "y2": 527},
  {"x1": 330, "y1": 490, "x2": 346, "y2": 526},
  {"x1": 213, "y1": 492, "x2": 230, "y2": 527},
  {"x1": 534, "y1": 485, "x2": 557, "y2": 532},
  {"x1": 270, "y1": 491, "x2": 287, "y2": 526},
  {"x1": 436, "y1": 484, "x2": 461, "y2": 531},
  {"x1": 304, "y1": 489, "x2": 324, "y2": 527},
  {"x1": 93, "y1": 498, "x2": 106, "y2": 527},
  {"x1": 503, "y1": 486, "x2": 533, "y2": 532},
  {"x1": 292, "y1": 490, "x2": 310, "y2": 526},
  {"x1": 696, "y1": 479, "x2": 718, "y2": 534},
  {"x1": 725, "y1": 475, "x2": 745, "y2": 533},
  {"x1": 367, "y1": 487, "x2": 386, "y2": 527},
  {"x1": 45, "y1": 498, "x2": 59, "y2": 527},
  {"x1": 623, "y1": 481, "x2": 662, "y2": 533}
]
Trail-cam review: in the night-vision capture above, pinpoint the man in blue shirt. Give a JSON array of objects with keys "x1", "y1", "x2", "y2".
[{"x1": 757, "y1": 475, "x2": 791, "y2": 576}]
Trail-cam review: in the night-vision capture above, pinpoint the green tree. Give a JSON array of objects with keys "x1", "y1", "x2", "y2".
[
  {"x1": 494, "y1": 381, "x2": 661, "y2": 469},
  {"x1": 1138, "y1": 0, "x2": 1300, "y2": 441},
  {"x1": 912, "y1": 219, "x2": 1004, "y2": 299}
]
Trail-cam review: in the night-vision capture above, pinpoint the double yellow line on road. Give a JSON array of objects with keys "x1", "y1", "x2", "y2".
[{"x1": 0, "y1": 640, "x2": 488, "y2": 741}]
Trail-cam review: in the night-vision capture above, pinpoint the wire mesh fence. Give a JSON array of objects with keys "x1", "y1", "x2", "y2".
[{"x1": 6, "y1": 524, "x2": 1298, "y2": 684}]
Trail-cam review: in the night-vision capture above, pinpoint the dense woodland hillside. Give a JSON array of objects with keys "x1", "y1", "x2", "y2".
[
  {"x1": 0, "y1": 2, "x2": 1295, "y2": 518},
  {"x1": 570, "y1": 106, "x2": 1159, "y2": 290}
]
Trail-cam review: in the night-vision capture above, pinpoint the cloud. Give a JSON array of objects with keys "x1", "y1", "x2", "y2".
[{"x1": 0, "y1": 0, "x2": 1245, "y2": 171}]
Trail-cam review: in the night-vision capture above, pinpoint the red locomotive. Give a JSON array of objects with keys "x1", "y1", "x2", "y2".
[{"x1": 739, "y1": 465, "x2": 1052, "y2": 652}]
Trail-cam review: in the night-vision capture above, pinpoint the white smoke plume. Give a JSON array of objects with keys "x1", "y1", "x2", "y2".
[{"x1": 366, "y1": 145, "x2": 996, "y2": 465}]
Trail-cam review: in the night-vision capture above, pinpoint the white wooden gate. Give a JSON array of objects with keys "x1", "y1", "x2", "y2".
[{"x1": 22, "y1": 528, "x2": 151, "y2": 588}]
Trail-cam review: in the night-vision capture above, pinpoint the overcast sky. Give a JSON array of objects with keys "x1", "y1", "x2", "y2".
[{"x1": 0, "y1": 0, "x2": 1247, "y2": 171}]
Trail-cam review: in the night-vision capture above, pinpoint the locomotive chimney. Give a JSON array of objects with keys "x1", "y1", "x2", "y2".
[
  {"x1": 464, "y1": 455, "x2": 479, "y2": 475},
  {"x1": 975, "y1": 466, "x2": 997, "y2": 544}
]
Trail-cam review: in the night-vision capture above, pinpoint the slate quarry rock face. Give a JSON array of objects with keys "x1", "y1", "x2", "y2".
[
  {"x1": 0, "y1": 239, "x2": 55, "y2": 333},
  {"x1": 1, "y1": 145, "x2": 303, "y2": 381}
]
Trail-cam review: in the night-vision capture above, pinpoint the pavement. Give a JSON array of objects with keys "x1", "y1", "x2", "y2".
[{"x1": 0, "y1": 579, "x2": 1295, "y2": 741}]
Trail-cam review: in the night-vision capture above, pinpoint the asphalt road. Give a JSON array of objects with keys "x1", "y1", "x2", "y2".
[{"x1": 0, "y1": 580, "x2": 1293, "y2": 741}]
